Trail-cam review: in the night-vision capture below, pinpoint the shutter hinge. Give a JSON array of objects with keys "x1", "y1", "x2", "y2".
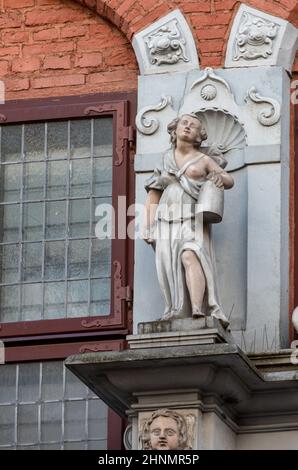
[
  {"x1": 121, "y1": 125, "x2": 135, "y2": 148},
  {"x1": 118, "y1": 285, "x2": 133, "y2": 303},
  {"x1": 113, "y1": 261, "x2": 133, "y2": 314}
]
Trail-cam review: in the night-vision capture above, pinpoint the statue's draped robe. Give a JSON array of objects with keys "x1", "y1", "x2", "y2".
[{"x1": 145, "y1": 148, "x2": 229, "y2": 325}]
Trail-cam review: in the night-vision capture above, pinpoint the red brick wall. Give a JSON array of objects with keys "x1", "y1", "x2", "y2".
[
  {"x1": 0, "y1": 0, "x2": 297, "y2": 100},
  {"x1": 0, "y1": 0, "x2": 138, "y2": 100}
]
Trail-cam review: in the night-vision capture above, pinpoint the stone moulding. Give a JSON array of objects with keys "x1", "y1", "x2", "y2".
[{"x1": 65, "y1": 343, "x2": 298, "y2": 432}]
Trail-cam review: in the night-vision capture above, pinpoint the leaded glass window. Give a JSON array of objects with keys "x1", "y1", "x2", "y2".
[
  {"x1": 0, "y1": 118, "x2": 112, "y2": 322},
  {"x1": 0, "y1": 361, "x2": 107, "y2": 450}
]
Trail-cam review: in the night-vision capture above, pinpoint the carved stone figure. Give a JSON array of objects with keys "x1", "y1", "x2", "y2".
[
  {"x1": 145, "y1": 20, "x2": 189, "y2": 66},
  {"x1": 140, "y1": 409, "x2": 191, "y2": 450},
  {"x1": 143, "y1": 114, "x2": 234, "y2": 328},
  {"x1": 234, "y1": 12, "x2": 278, "y2": 61}
]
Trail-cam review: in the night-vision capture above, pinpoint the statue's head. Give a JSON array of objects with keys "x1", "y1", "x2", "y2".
[
  {"x1": 167, "y1": 113, "x2": 208, "y2": 149},
  {"x1": 141, "y1": 408, "x2": 189, "y2": 450}
]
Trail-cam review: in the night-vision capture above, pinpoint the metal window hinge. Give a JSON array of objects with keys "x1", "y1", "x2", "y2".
[
  {"x1": 121, "y1": 125, "x2": 135, "y2": 147},
  {"x1": 115, "y1": 125, "x2": 136, "y2": 166},
  {"x1": 114, "y1": 261, "x2": 133, "y2": 314},
  {"x1": 118, "y1": 285, "x2": 133, "y2": 303}
]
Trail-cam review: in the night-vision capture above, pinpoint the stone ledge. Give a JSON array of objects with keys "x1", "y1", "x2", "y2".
[
  {"x1": 65, "y1": 343, "x2": 298, "y2": 428},
  {"x1": 249, "y1": 350, "x2": 298, "y2": 372}
]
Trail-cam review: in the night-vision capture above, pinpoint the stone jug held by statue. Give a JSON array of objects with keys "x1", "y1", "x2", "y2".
[{"x1": 196, "y1": 179, "x2": 224, "y2": 223}]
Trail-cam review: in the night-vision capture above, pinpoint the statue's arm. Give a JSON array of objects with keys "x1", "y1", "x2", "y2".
[
  {"x1": 206, "y1": 157, "x2": 234, "y2": 189},
  {"x1": 142, "y1": 189, "x2": 162, "y2": 244},
  {"x1": 142, "y1": 164, "x2": 165, "y2": 244}
]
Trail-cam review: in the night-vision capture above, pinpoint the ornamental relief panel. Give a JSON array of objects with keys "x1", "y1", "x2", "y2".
[
  {"x1": 233, "y1": 11, "x2": 279, "y2": 61},
  {"x1": 144, "y1": 19, "x2": 189, "y2": 67}
]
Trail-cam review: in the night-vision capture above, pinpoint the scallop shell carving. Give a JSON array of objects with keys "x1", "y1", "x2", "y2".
[
  {"x1": 200, "y1": 84, "x2": 217, "y2": 101},
  {"x1": 195, "y1": 109, "x2": 247, "y2": 154}
]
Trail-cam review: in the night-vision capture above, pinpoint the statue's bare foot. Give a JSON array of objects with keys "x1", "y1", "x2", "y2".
[
  {"x1": 192, "y1": 308, "x2": 205, "y2": 320},
  {"x1": 160, "y1": 310, "x2": 189, "y2": 321},
  {"x1": 160, "y1": 311, "x2": 173, "y2": 321},
  {"x1": 211, "y1": 311, "x2": 230, "y2": 329}
]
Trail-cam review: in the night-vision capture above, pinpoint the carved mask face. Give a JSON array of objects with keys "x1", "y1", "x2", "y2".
[
  {"x1": 247, "y1": 22, "x2": 267, "y2": 44},
  {"x1": 176, "y1": 115, "x2": 202, "y2": 145},
  {"x1": 149, "y1": 416, "x2": 180, "y2": 450}
]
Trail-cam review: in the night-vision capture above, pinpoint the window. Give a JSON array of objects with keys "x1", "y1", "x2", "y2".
[
  {"x1": 0, "y1": 93, "x2": 135, "y2": 341},
  {"x1": 0, "y1": 92, "x2": 135, "y2": 451},
  {"x1": 0, "y1": 118, "x2": 112, "y2": 323},
  {"x1": 0, "y1": 361, "x2": 108, "y2": 450}
]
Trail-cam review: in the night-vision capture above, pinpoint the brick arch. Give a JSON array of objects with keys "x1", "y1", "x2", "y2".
[
  {"x1": 246, "y1": 0, "x2": 298, "y2": 25},
  {"x1": 74, "y1": 0, "x2": 174, "y2": 41},
  {"x1": 74, "y1": 1, "x2": 298, "y2": 38},
  {"x1": 288, "y1": 3, "x2": 298, "y2": 25},
  {"x1": 74, "y1": 1, "x2": 298, "y2": 69}
]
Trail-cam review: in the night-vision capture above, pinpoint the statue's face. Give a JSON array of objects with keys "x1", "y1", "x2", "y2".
[
  {"x1": 149, "y1": 416, "x2": 180, "y2": 450},
  {"x1": 176, "y1": 115, "x2": 202, "y2": 144}
]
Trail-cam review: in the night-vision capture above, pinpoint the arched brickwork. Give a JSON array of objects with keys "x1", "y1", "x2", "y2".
[
  {"x1": 75, "y1": 0, "x2": 298, "y2": 36},
  {"x1": 74, "y1": 0, "x2": 298, "y2": 70}
]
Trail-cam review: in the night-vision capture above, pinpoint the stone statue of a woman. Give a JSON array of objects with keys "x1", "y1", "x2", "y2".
[{"x1": 143, "y1": 113, "x2": 234, "y2": 328}]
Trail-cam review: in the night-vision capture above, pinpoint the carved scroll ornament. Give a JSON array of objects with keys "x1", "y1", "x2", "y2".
[
  {"x1": 246, "y1": 86, "x2": 280, "y2": 126},
  {"x1": 136, "y1": 95, "x2": 173, "y2": 135}
]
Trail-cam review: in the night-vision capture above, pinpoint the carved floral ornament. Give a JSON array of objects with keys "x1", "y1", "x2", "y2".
[
  {"x1": 144, "y1": 19, "x2": 189, "y2": 66},
  {"x1": 233, "y1": 11, "x2": 279, "y2": 61}
]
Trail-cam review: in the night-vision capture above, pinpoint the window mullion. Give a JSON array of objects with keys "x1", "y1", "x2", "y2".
[
  {"x1": 18, "y1": 125, "x2": 25, "y2": 322},
  {"x1": 15, "y1": 364, "x2": 19, "y2": 448},
  {"x1": 64, "y1": 120, "x2": 71, "y2": 318},
  {"x1": 38, "y1": 362, "x2": 42, "y2": 448},
  {"x1": 41, "y1": 123, "x2": 48, "y2": 320},
  {"x1": 87, "y1": 119, "x2": 94, "y2": 313}
]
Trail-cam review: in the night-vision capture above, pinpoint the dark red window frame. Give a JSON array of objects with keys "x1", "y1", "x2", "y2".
[
  {"x1": 294, "y1": 103, "x2": 298, "y2": 339},
  {"x1": 0, "y1": 92, "x2": 136, "y2": 342}
]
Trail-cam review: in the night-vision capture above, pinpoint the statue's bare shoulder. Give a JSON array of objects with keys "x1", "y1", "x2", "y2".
[
  {"x1": 197, "y1": 154, "x2": 218, "y2": 169},
  {"x1": 184, "y1": 153, "x2": 211, "y2": 179}
]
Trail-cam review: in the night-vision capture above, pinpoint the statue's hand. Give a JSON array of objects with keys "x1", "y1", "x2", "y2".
[
  {"x1": 207, "y1": 171, "x2": 224, "y2": 189},
  {"x1": 142, "y1": 225, "x2": 156, "y2": 245}
]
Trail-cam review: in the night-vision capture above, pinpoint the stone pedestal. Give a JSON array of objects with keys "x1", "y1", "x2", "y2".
[{"x1": 127, "y1": 317, "x2": 234, "y2": 349}]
